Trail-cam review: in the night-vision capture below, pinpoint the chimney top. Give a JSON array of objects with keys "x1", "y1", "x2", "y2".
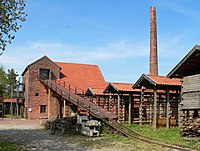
[{"x1": 150, "y1": 6, "x2": 156, "y2": 11}]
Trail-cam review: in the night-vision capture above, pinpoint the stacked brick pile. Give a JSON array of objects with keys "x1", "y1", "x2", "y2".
[{"x1": 181, "y1": 118, "x2": 200, "y2": 137}]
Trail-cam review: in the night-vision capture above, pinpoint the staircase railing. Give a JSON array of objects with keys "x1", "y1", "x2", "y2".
[
  {"x1": 40, "y1": 78, "x2": 118, "y2": 120},
  {"x1": 54, "y1": 79, "x2": 85, "y2": 96}
]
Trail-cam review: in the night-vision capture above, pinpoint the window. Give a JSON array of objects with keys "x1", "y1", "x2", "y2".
[
  {"x1": 40, "y1": 105, "x2": 46, "y2": 113},
  {"x1": 39, "y1": 68, "x2": 50, "y2": 79}
]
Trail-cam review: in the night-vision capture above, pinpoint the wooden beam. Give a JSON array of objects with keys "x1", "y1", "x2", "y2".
[
  {"x1": 48, "y1": 88, "x2": 51, "y2": 119},
  {"x1": 132, "y1": 96, "x2": 134, "y2": 123},
  {"x1": 153, "y1": 86, "x2": 157, "y2": 129},
  {"x1": 177, "y1": 90, "x2": 182, "y2": 128},
  {"x1": 128, "y1": 94, "x2": 132, "y2": 124},
  {"x1": 149, "y1": 96, "x2": 152, "y2": 125},
  {"x1": 109, "y1": 92, "x2": 112, "y2": 111},
  {"x1": 117, "y1": 93, "x2": 120, "y2": 122},
  {"x1": 63, "y1": 99, "x2": 66, "y2": 118},
  {"x1": 166, "y1": 86, "x2": 170, "y2": 128},
  {"x1": 139, "y1": 87, "x2": 144, "y2": 126}
]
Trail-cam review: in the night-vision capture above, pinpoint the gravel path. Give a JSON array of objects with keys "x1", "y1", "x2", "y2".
[
  {"x1": 0, "y1": 119, "x2": 89, "y2": 151},
  {"x1": 0, "y1": 119, "x2": 172, "y2": 151}
]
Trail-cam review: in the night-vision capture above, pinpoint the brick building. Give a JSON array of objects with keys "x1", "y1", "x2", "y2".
[
  {"x1": 22, "y1": 55, "x2": 181, "y2": 126},
  {"x1": 22, "y1": 56, "x2": 107, "y2": 119}
]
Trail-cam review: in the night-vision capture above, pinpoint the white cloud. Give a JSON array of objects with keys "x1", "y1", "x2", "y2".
[
  {"x1": 0, "y1": 31, "x2": 191, "y2": 76},
  {"x1": 0, "y1": 40, "x2": 149, "y2": 66}
]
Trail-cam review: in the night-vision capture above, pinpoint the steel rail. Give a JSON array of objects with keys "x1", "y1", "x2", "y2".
[{"x1": 102, "y1": 119, "x2": 193, "y2": 151}]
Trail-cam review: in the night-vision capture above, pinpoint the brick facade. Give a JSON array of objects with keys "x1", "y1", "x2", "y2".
[
  {"x1": 22, "y1": 56, "x2": 108, "y2": 120},
  {"x1": 22, "y1": 56, "x2": 61, "y2": 119}
]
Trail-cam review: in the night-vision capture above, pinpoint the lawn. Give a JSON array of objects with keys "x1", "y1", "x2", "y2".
[
  {"x1": 0, "y1": 141, "x2": 25, "y2": 151},
  {"x1": 126, "y1": 124, "x2": 200, "y2": 150}
]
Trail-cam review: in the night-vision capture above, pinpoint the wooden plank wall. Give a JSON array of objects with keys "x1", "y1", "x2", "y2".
[{"x1": 182, "y1": 74, "x2": 200, "y2": 109}]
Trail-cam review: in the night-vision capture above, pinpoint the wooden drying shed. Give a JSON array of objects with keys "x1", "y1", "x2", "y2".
[
  {"x1": 103, "y1": 82, "x2": 140, "y2": 123},
  {"x1": 133, "y1": 74, "x2": 181, "y2": 129},
  {"x1": 167, "y1": 45, "x2": 200, "y2": 136}
]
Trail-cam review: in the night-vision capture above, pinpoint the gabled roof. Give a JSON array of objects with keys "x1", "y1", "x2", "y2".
[
  {"x1": 21, "y1": 56, "x2": 60, "y2": 76},
  {"x1": 104, "y1": 82, "x2": 138, "y2": 93},
  {"x1": 133, "y1": 74, "x2": 181, "y2": 89},
  {"x1": 55, "y1": 62, "x2": 107, "y2": 91},
  {"x1": 167, "y1": 45, "x2": 200, "y2": 78},
  {"x1": 85, "y1": 87, "x2": 105, "y2": 96}
]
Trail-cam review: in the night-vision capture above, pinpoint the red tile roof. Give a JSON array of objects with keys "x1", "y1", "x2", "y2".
[
  {"x1": 112, "y1": 82, "x2": 135, "y2": 92},
  {"x1": 91, "y1": 88, "x2": 105, "y2": 95},
  {"x1": 104, "y1": 82, "x2": 140, "y2": 93},
  {"x1": 146, "y1": 74, "x2": 181, "y2": 86},
  {"x1": 55, "y1": 62, "x2": 107, "y2": 91},
  {"x1": 3, "y1": 98, "x2": 23, "y2": 103}
]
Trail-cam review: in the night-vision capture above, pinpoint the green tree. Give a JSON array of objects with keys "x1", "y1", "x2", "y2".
[
  {"x1": 6, "y1": 68, "x2": 18, "y2": 98},
  {"x1": 0, "y1": 0, "x2": 26, "y2": 55},
  {"x1": 0, "y1": 65, "x2": 7, "y2": 100}
]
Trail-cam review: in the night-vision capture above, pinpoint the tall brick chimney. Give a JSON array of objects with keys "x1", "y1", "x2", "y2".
[{"x1": 150, "y1": 6, "x2": 158, "y2": 75}]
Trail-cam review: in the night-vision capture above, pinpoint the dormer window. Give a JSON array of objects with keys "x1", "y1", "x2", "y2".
[{"x1": 39, "y1": 68, "x2": 50, "y2": 79}]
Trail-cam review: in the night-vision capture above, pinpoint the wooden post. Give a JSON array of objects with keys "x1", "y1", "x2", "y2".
[
  {"x1": 63, "y1": 99, "x2": 66, "y2": 118},
  {"x1": 177, "y1": 90, "x2": 182, "y2": 127},
  {"x1": 153, "y1": 86, "x2": 157, "y2": 129},
  {"x1": 158, "y1": 95, "x2": 160, "y2": 118},
  {"x1": 132, "y1": 96, "x2": 134, "y2": 123},
  {"x1": 166, "y1": 86, "x2": 170, "y2": 128},
  {"x1": 89, "y1": 106, "x2": 90, "y2": 117},
  {"x1": 149, "y1": 96, "x2": 152, "y2": 125},
  {"x1": 114, "y1": 97, "x2": 117, "y2": 115},
  {"x1": 48, "y1": 88, "x2": 51, "y2": 119},
  {"x1": 117, "y1": 93, "x2": 120, "y2": 122},
  {"x1": 106, "y1": 96, "x2": 109, "y2": 111},
  {"x1": 109, "y1": 93, "x2": 112, "y2": 112},
  {"x1": 121, "y1": 95, "x2": 125, "y2": 122},
  {"x1": 16, "y1": 83, "x2": 19, "y2": 118},
  {"x1": 11, "y1": 84, "x2": 13, "y2": 118},
  {"x1": 128, "y1": 94, "x2": 132, "y2": 124},
  {"x1": 139, "y1": 87, "x2": 144, "y2": 126},
  {"x1": 1, "y1": 102, "x2": 3, "y2": 120}
]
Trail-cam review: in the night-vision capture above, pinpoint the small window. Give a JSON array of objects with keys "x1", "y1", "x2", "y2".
[
  {"x1": 35, "y1": 93, "x2": 39, "y2": 96},
  {"x1": 40, "y1": 105, "x2": 46, "y2": 113},
  {"x1": 39, "y1": 68, "x2": 50, "y2": 79}
]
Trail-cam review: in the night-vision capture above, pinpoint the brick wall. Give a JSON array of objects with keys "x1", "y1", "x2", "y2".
[{"x1": 23, "y1": 56, "x2": 61, "y2": 119}]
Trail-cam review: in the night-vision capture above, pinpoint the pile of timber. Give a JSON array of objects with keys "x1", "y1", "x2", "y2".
[
  {"x1": 43, "y1": 116, "x2": 77, "y2": 135},
  {"x1": 181, "y1": 118, "x2": 200, "y2": 137}
]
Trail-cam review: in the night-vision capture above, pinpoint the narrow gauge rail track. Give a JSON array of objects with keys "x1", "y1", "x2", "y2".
[{"x1": 102, "y1": 119, "x2": 193, "y2": 151}]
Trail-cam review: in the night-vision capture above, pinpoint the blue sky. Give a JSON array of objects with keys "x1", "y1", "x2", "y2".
[{"x1": 1, "y1": 0, "x2": 200, "y2": 83}]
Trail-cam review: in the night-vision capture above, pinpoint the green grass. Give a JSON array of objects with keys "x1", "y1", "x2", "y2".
[
  {"x1": 0, "y1": 141, "x2": 26, "y2": 151},
  {"x1": 126, "y1": 124, "x2": 200, "y2": 150}
]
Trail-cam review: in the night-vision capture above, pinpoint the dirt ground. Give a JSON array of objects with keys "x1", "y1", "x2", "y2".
[{"x1": 0, "y1": 118, "x2": 173, "y2": 151}]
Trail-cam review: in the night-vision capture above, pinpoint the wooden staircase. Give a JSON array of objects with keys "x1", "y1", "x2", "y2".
[{"x1": 40, "y1": 79, "x2": 118, "y2": 120}]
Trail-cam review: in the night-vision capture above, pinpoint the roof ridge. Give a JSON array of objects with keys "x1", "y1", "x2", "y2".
[
  {"x1": 55, "y1": 61, "x2": 98, "y2": 66},
  {"x1": 146, "y1": 74, "x2": 166, "y2": 78},
  {"x1": 112, "y1": 82, "x2": 133, "y2": 85},
  {"x1": 146, "y1": 74, "x2": 181, "y2": 80}
]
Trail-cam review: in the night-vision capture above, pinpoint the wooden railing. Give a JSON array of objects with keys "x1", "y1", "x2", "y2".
[
  {"x1": 54, "y1": 79, "x2": 85, "y2": 95},
  {"x1": 40, "y1": 78, "x2": 117, "y2": 120}
]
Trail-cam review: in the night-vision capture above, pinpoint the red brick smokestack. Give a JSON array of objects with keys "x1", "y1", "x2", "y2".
[{"x1": 150, "y1": 6, "x2": 158, "y2": 75}]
